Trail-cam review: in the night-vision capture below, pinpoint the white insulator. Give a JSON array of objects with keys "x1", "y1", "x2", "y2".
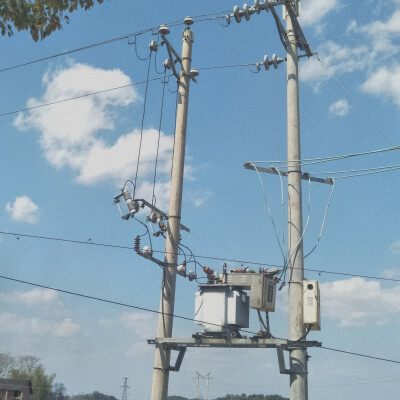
[
  {"x1": 190, "y1": 69, "x2": 199, "y2": 77},
  {"x1": 158, "y1": 25, "x2": 170, "y2": 35},
  {"x1": 177, "y1": 264, "x2": 187, "y2": 276},
  {"x1": 148, "y1": 211, "x2": 158, "y2": 223},
  {"x1": 142, "y1": 246, "x2": 153, "y2": 258},
  {"x1": 263, "y1": 55, "x2": 270, "y2": 70},
  {"x1": 163, "y1": 58, "x2": 172, "y2": 69},
  {"x1": 187, "y1": 270, "x2": 197, "y2": 281},
  {"x1": 272, "y1": 53, "x2": 278, "y2": 69},
  {"x1": 184, "y1": 16, "x2": 194, "y2": 26},
  {"x1": 243, "y1": 4, "x2": 251, "y2": 20},
  {"x1": 149, "y1": 40, "x2": 158, "y2": 52},
  {"x1": 233, "y1": 6, "x2": 242, "y2": 23},
  {"x1": 254, "y1": 0, "x2": 260, "y2": 9}
]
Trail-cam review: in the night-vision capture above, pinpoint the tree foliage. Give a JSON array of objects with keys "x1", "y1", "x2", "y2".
[
  {"x1": 70, "y1": 392, "x2": 118, "y2": 400},
  {"x1": 0, "y1": 0, "x2": 105, "y2": 41},
  {"x1": 8, "y1": 364, "x2": 56, "y2": 400},
  {"x1": 0, "y1": 353, "x2": 16, "y2": 378}
]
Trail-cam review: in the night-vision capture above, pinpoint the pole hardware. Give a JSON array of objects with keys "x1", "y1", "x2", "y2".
[
  {"x1": 244, "y1": 162, "x2": 334, "y2": 185},
  {"x1": 158, "y1": 21, "x2": 198, "y2": 83}
]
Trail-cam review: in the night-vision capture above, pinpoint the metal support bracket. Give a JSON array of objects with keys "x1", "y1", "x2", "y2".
[
  {"x1": 244, "y1": 162, "x2": 334, "y2": 185},
  {"x1": 147, "y1": 340, "x2": 187, "y2": 372},
  {"x1": 148, "y1": 336, "x2": 321, "y2": 375}
]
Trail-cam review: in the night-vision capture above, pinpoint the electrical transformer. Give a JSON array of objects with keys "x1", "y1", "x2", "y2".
[
  {"x1": 194, "y1": 285, "x2": 249, "y2": 334},
  {"x1": 303, "y1": 280, "x2": 321, "y2": 331}
]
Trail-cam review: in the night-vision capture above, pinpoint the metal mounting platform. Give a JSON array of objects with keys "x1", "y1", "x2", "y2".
[{"x1": 147, "y1": 336, "x2": 321, "y2": 374}]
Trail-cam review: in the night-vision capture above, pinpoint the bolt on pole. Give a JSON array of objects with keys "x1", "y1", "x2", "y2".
[
  {"x1": 150, "y1": 26, "x2": 194, "y2": 400},
  {"x1": 286, "y1": 5, "x2": 308, "y2": 400}
]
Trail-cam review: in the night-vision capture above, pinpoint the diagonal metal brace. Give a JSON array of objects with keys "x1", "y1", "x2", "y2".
[{"x1": 147, "y1": 340, "x2": 187, "y2": 372}]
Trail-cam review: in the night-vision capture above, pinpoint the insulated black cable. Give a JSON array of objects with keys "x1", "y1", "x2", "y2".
[
  {"x1": 151, "y1": 69, "x2": 167, "y2": 206},
  {"x1": 1, "y1": 230, "x2": 400, "y2": 283},
  {"x1": 2, "y1": 273, "x2": 400, "y2": 365},
  {"x1": 0, "y1": 10, "x2": 233, "y2": 74},
  {"x1": 133, "y1": 50, "x2": 152, "y2": 198},
  {"x1": 0, "y1": 76, "x2": 165, "y2": 118}
]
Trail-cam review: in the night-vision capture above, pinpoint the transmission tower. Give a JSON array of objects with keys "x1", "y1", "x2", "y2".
[{"x1": 121, "y1": 377, "x2": 129, "y2": 400}]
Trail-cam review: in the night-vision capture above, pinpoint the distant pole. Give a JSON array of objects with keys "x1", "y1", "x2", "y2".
[
  {"x1": 195, "y1": 372, "x2": 201, "y2": 400},
  {"x1": 121, "y1": 378, "x2": 129, "y2": 400},
  {"x1": 286, "y1": 3, "x2": 307, "y2": 400},
  {"x1": 150, "y1": 25, "x2": 194, "y2": 400},
  {"x1": 205, "y1": 373, "x2": 211, "y2": 400}
]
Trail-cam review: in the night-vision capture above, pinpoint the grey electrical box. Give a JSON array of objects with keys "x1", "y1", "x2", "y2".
[
  {"x1": 249, "y1": 275, "x2": 276, "y2": 311},
  {"x1": 194, "y1": 285, "x2": 249, "y2": 333},
  {"x1": 303, "y1": 280, "x2": 321, "y2": 331}
]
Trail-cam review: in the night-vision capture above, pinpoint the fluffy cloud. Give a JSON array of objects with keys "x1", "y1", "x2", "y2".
[
  {"x1": 389, "y1": 240, "x2": 400, "y2": 255},
  {"x1": 6, "y1": 195, "x2": 39, "y2": 224},
  {"x1": 0, "y1": 313, "x2": 80, "y2": 338},
  {"x1": 300, "y1": 0, "x2": 340, "y2": 26},
  {"x1": 362, "y1": 65, "x2": 400, "y2": 106},
  {"x1": 13, "y1": 63, "x2": 176, "y2": 205},
  {"x1": 328, "y1": 99, "x2": 349, "y2": 116},
  {"x1": 321, "y1": 277, "x2": 400, "y2": 327}
]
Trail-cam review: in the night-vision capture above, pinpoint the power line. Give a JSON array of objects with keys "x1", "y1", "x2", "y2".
[
  {"x1": 0, "y1": 62, "x2": 265, "y2": 118},
  {"x1": 320, "y1": 346, "x2": 400, "y2": 365},
  {"x1": 2, "y1": 273, "x2": 400, "y2": 366},
  {"x1": 316, "y1": 54, "x2": 399, "y2": 155},
  {"x1": 0, "y1": 76, "x2": 165, "y2": 118},
  {"x1": 0, "y1": 230, "x2": 399, "y2": 283},
  {"x1": 0, "y1": 11, "x2": 231, "y2": 74}
]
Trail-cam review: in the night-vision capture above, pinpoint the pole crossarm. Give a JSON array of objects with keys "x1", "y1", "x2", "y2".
[
  {"x1": 148, "y1": 337, "x2": 321, "y2": 350},
  {"x1": 244, "y1": 162, "x2": 334, "y2": 185}
]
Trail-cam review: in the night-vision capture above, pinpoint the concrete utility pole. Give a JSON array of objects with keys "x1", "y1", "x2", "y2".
[
  {"x1": 150, "y1": 26, "x2": 194, "y2": 400},
  {"x1": 286, "y1": 3, "x2": 307, "y2": 400}
]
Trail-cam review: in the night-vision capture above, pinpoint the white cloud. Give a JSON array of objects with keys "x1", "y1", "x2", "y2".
[
  {"x1": 12, "y1": 62, "x2": 190, "y2": 209},
  {"x1": 300, "y1": 0, "x2": 340, "y2": 26},
  {"x1": 14, "y1": 288, "x2": 58, "y2": 305},
  {"x1": 187, "y1": 189, "x2": 213, "y2": 208},
  {"x1": 6, "y1": 195, "x2": 40, "y2": 224},
  {"x1": 382, "y1": 268, "x2": 400, "y2": 279},
  {"x1": 0, "y1": 313, "x2": 80, "y2": 338},
  {"x1": 321, "y1": 277, "x2": 400, "y2": 327},
  {"x1": 389, "y1": 240, "x2": 400, "y2": 255},
  {"x1": 328, "y1": 99, "x2": 349, "y2": 116},
  {"x1": 362, "y1": 65, "x2": 400, "y2": 107}
]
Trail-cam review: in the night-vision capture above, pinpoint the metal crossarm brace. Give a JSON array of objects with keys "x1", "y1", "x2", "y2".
[
  {"x1": 135, "y1": 198, "x2": 190, "y2": 232},
  {"x1": 244, "y1": 162, "x2": 334, "y2": 185}
]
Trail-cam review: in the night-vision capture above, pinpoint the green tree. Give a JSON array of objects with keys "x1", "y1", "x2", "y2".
[
  {"x1": 70, "y1": 392, "x2": 118, "y2": 400},
  {"x1": 8, "y1": 364, "x2": 55, "y2": 400},
  {"x1": 0, "y1": 0, "x2": 105, "y2": 42}
]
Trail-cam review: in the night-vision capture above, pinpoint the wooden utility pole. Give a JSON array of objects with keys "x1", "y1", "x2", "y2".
[
  {"x1": 150, "y1": 26, "x2": 194, "y2": 400},
  {"x1": 286, "y1": 3, "x2": 308, "y2": 400}
]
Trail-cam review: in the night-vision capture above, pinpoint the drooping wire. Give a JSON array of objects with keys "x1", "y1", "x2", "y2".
[
  {"x1": 304, "y1": 179, "x2": 335, "y2": 259},
  {"x1": 249, "y1": 162, "x2": 287, "y2": 266},
  {"x1": 151, "y1": 69, "x2": 167, "y2": 207},
  {"x1": 316, "y1": 55, "x2": 399, "y2": 155},
  {"x1": 133, "y1": 50, "x2": 153, "y2": 199},
  {"x1": 2, "y1": 273, "x2": 400, "y2": 365},
  {"x1": 153, "y1": 34, "x2": 166, "y2": 75},
  {"x1": 130, "y1": 34, "x2": 152, "y2": 61},
  {"x1": 248, "y1": 145, "x2": 400, "y2": 168}
]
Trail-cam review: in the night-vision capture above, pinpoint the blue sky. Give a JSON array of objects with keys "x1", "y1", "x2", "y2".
[{"x1": 1, "y1": 0, "x2": 400, "y2": 399}]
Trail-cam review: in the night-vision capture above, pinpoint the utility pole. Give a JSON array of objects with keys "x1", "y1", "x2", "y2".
[
  {"x1": 205, "y1": 372, "x2": 211, "y2": 400},
  {"x1": 195, "y1": 371, "x2": 201, "y2": 400},
  {"x1": 286, "y1": 2, "x2": 307, "y2": 400},
  {"x1": 150, "y1": 25, "x2": 194, "y2": 400}
]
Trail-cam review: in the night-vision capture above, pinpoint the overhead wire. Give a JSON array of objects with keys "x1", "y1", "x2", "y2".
[
  {"x1": 1, "y1": 273, "x2": 400, "y2": 365},
  {"x1": 151, "y1": 69, "x2": 167, "y2": 206},
  {"x1": 1, "y1": 230, "x2": 400, "y2": 283},
  {"x1": 0, "y1": 9, "x2": 233, "y2": 74},
  {"x1": 0, "y1": 76, "x2": 166, "y2": 118},
  {"x1": 316, "y1": 55, "x2": 399, "y2": 154},
  {"x1": 132, "y1": 50, "x2": 153, "y2": 198}
]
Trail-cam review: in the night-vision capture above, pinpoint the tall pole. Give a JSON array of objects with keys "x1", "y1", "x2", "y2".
[
  {"x1": 286, "y1": 4, "x2": 307, "y2": 400},
  {"x1": 150, "y1": 26, "x2": 194, "y2": 400}
]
